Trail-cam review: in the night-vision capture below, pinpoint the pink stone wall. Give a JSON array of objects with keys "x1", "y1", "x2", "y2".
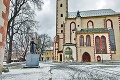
[{"x1": 0, "y1": 0, "x2": 10, "y2": 73}]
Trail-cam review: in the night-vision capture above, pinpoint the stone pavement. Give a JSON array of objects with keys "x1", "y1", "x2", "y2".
[{"x1": 0, "y1": 62, "x2": 120, "y2": 80}]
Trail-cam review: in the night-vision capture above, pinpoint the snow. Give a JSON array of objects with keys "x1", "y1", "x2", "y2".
[{"x1": 1, "y1": 62, "x2": 120, "y2": 80}]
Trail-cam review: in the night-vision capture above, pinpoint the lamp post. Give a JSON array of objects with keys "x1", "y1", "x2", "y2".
[{"x1": 101, "y1": 49, "x2": 103, "y2": 63}]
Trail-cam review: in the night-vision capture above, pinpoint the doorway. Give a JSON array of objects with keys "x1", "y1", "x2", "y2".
[
  {"x1": 60, "y1": 54, "x2": 62, "y2": 62},
  {"x1": 82, "y1": 52, "x2": 91, "y2": 62}
]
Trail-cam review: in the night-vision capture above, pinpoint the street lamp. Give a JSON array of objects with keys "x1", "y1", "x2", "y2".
[{"x1": 101, "y1": 49, "x2": 103, "y2": 63}]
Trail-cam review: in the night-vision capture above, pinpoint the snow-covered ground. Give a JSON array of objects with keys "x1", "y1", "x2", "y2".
[{"x1": 1, "y1": 62, "x2": 120, "y2": 80}]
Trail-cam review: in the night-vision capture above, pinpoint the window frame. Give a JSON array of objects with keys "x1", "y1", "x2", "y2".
[
  {"x1": 80, "y1": 35, "x2": 84, "y2": 46},
  {"x1": 95, "y1": 36, "x2": 101, "y2": 53},
  {"x1": 101, "y1": 36, "x2": 107, "y2": 53},
  {"x1": 87, "y1": 20, "x2": 94, "y2": 28},
  {"x1": 86, "y1": 35, "x2": 91, "y2": 46}
]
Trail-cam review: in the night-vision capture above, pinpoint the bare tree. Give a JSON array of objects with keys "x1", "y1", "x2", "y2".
[
  {"x1": 37, "y1": 34, "x2": 53, "y2": 54},
  {"x1": 7, "y1": 0, "x2": 43, "y2": 63}
]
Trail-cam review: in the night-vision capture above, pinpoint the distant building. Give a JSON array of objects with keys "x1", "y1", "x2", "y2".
[
  {"x1": 4, "y1": 51, "x2": 21, "y2": 62},
  {"x1": 53, "y1": 0, "x2": 120, "y2": 62},
  {"x1": 0, "y1": 0, "x2": 10, "y2": 73},
  {"x1": 41, "y1": 50, "x2": 53, "y2": 61}
]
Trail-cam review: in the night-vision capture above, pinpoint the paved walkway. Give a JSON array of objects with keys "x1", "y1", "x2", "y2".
[{"x1": 0, "y1": 62, "x2": 120, "y2": 80}]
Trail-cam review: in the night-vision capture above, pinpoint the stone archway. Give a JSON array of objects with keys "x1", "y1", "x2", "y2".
[{"x1": 82, "y1": 52, "x2": 91, "y2": 62}]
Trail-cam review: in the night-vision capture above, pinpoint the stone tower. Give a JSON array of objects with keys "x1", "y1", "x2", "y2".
[{"x1": 56, "y1": 0, "x2": 68, "y2": 51}]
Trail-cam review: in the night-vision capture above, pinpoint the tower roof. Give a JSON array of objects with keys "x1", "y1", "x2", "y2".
[{"x1": 68, "y1": 9, "x2": 120, "y2": 18}]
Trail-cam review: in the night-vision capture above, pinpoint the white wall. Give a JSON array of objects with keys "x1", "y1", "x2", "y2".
[{"x1": 95, "y1": 54, "x2": 111, "y2": 60}]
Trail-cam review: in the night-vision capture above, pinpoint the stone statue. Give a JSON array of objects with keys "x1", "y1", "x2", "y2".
[
  {"x1": 30, "y1": 38, "x2": 35, "y2": 54},
  {"x1": 77, "y1": 11, "x2": 80, "y2": 17}
]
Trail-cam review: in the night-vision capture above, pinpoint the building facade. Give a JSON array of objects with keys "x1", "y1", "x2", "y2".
[
  {"x1": 53, "y1": 0, "x2": 120, "y2": 62},
  {"x1": 41, "y1": 50, "x2": 53, "y2": 61},
  {"x1": 0, "y1": 0, "x2": 10, "y2": 73}
]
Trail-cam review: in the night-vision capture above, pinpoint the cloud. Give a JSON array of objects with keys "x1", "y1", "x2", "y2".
[
  {"x1": 35, "y1": 0, "x2": 56, "y2": 40},
  {"x1": 35, "y1": 0, "x2": 120, "y2": 40}
]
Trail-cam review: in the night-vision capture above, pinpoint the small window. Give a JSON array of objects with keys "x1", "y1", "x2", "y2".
[
  {"x1": 87, "y1": 20, "x2": 94, "y2": 28},
  {"x1": 78, "y1": 25, "x2": 79, "y2": 27},
  {"x1": 80, "y1": 35, "x2": 84, "y2": 46},
  {"x1": 61, "y1": 30, "x2": 63, "y2": 33},
  {"x1": 106, "y1": 19, "x2": 113, "y2": 29},
  {"x1": 60, "y1": 4, "x2": 62, "y2": 7},
  {"x1": 61, "y1": 14, "x2": 63, "y2": 17},
  {"x1": 95, "y1": 36, "x2": 100, "y2": 53},
  {"x1": 101, "y1": 36, "x2": 107, "y2": 53},
  {"x1": 61, "y1": 24, "x2": 63, "y2": 27},
  {"x1": 86, "y1": 35, "x2": 91, "y2": 46},
  {"x1": 47, "y1": 57, "x2": 49, "y2": 60}
]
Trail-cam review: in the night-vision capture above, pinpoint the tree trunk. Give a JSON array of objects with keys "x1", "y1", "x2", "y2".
[{"x1": 7, "y1": 37, "x2": 13, "y2": 63}]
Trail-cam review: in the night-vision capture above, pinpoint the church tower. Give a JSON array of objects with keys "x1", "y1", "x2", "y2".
[{"x1": 56, "y1": 0, "x2": 68, "y2": 51}]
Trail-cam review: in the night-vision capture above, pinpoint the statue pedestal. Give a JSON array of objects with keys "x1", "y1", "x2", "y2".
[{"x1": 25, "y1": 54, "x2": 39, "y2": 68}]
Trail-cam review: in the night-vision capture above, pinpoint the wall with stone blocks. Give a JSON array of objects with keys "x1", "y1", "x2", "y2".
[{"x1": 0, "y1": 0, "x2": 10, "y2": 74}]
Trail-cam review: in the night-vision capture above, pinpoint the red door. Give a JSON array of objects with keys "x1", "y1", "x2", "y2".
[{"x1": 82, "y1": 52, "x2": 91, "y2": 62}]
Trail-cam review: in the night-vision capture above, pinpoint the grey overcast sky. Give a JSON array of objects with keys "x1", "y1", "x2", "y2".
[{"x1": 35, "y1": 0, "x2": 120, "y2": 40}]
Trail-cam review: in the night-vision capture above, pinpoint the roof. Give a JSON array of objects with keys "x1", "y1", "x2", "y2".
[
  {"x1": 68, "y1": 9, "x2": 120, "y2": 18},
  {"x1": 76, "y1": 28, "x2": 109, "y2": 34},
  {"x1": 63, "y1": 43, "x2": 76, "y2": 46}
]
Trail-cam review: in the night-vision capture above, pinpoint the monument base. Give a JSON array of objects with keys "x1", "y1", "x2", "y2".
[
  {"x1": 23, "y1": 66, "x2": 40, "y2": 68},
  {"x1": 25, "y1": 54, "x2": 39, "y2": 68}
]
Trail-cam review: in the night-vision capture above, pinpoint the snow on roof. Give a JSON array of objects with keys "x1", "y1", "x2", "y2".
[{"x1": 68, "y1": 9, "x2": 120, "y2": 18}]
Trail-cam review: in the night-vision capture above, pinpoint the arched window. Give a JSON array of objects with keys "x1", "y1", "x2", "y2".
[
  {"x1": 70, "y1": 22, "x2": 76, "y2": 42},
  {"x1": 80, "y1": 35, "x2": 84, "y2": 46},
  {"x1": 101, "y1": 36, "x2": 107, "y2": 53},
  {"x1": 61, "y1": 30, "x2": 63, "y2": 33},
  {"x1": 86, "y1": 35, "x2": 91, "y2": 46},
  {"x1": 60, "y1": 4, "x2": 63, "y2": 7},
  {"x1": 87, "y1": 20, "x2": 94, "y2": 28},
  {"x1": 61, "y1": 14, "x2": 63, "y2": 17},
  {"x1": 65, "y1": 47, "x2": 73, "y2": 60},
  {"x1": 106, "y1": 19, "x2": 113, "y2": 29},
  {"x1": 95, "y1": 36, "x2": 100, "y2": 53},
  {"x1": 61, "y1": 24, "x2": 63, "y2": 27}
]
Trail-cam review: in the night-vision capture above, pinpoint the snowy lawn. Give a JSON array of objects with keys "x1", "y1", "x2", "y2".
[{"x1": 1, "y1": 62, "x2": 120, "y2": 80}]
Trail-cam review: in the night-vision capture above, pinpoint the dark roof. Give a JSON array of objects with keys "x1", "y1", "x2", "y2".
[
  {"x1": 63, "y1": 43, "x2": 76, "y2": 46},
  {"x1": 76, "y1": 28, "x2": 109, "y2": 34},
  {"x1": 68, "y1": 9, "x2": 120, "y2": 18}
]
